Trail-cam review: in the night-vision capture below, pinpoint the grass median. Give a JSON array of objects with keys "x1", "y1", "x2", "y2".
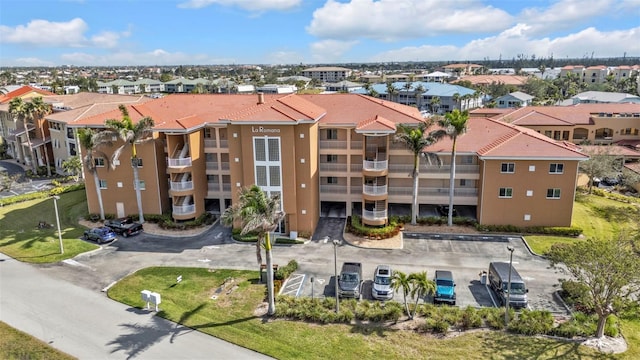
[
  {"x1": 0, "y1": 321, "x2": 75, "y2": 360},
  {"x1": 0, "y1": 190, "x2": 97, "y2": 263}
]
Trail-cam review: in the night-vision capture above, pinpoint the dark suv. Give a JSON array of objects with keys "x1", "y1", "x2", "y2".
[{"x1": 104, "y1": 217, "x2": 143, "y2": 237}]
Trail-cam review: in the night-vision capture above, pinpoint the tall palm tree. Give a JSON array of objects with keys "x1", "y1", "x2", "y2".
[
  {"x1": 386, "y1": 82, "x2": 398, "y2": 102},
  {"x1": 9, "y1": 97, "x2": 37, "y2": 173},
  {"x1": 26, "y1": 97, "x2": 53, "y2": 176},
  {"x1": 104, "y1": 105, "x2": 154, "y2": 223},
  {"x1": 430, "y1": 96, "x2": 441, "y2": 114},
  {"x1": 432, "y1": 110, "x2": 469, "y2": 226},
  {"x1": 452, "y1": 93, "x2": 461, "y2": 110},
  {"x1": 78, "y1": 128, "x2": 112, "y2": 220},
  {"x1": 391, "y1": 270, "x2": 413, "y2": 319},
  {"x1": 220, "y1": 185, "x2": 285, "y2": 316},
  {"x1": 409, "y1": 271, "x2": 435, "y2": 319},
  {"x1": 394, "y1": 121, "x2": 440, "y2": 225},
  {"x1": 402, "y1": 82, "x2": 412, "y2": 105}
]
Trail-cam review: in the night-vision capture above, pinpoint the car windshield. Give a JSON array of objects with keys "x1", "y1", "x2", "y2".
[
  {"x1": 341, "y1": 274, "x2": 358, "y2": 282},
  {"x1": 504, "y1": 282, "x2": 526, "y2": 294},
  {"x1": 374, "y1": 276, "x2": 391, "y2": 285},
  {"x1": 436, "y1": 279, "x2": 454, "y2": 287}
]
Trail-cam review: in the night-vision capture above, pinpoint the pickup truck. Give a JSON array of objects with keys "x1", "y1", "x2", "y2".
[
  {"x1": 104, "y1": 217, "x2": 143, "y2": 237},
  {"x1": 338, "y1": 262, "x2": 362, "y2": 299}
]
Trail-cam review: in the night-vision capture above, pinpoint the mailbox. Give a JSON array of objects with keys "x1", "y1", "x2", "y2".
[
  {"x1": 149, "y1": 292, "x2": 161, "y2": 305},
  {"x1": 141, "y1": 290, "x2": 152, "y2": 302}
]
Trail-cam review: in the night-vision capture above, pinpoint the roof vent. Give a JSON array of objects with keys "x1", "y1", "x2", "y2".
[{"x1": 257, "y1": 92, "x2": 264, "y2": 105}]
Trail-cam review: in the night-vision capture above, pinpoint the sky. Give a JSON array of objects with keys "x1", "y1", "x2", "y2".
[{"x1": 0, "y1": 0, "x2": 639, "y2": 67}]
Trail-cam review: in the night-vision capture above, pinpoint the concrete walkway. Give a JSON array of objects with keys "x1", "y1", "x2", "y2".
[{"x1": 0, "y1": 253, "x2": 271, "y2": 360}]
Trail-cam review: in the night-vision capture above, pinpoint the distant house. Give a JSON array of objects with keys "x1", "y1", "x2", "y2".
[
  {"x1": 324, "y1": 80, "x2": 362, "y2": 93},
  {"x1": 256, "y1": 84, "x2": 296, "y2": 94},
  {"x1": 495, "y1": 92, "x2": 534, "y2": 108},
  {"x1": 441, "y1": 63, "x2": 483, "y2": 77},
  {"x1": 565, "y1": 91, "x2": 640, "y2": 105}
]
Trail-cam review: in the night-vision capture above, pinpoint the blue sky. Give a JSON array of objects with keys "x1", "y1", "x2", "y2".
[{"x1": 1, "y1": 0, "x2": 638, "y2": 66}]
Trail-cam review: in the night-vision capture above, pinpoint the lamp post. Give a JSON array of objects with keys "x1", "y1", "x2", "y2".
[
  {"x1": 52, "y1": 195, "x2": 64, "y2": 254},
  {"x1": 505, "y1": 245, "x2": 514, "y2": 325},
  {"x1": 333, "y1": 238, "x2": 341, "y2": 313}
]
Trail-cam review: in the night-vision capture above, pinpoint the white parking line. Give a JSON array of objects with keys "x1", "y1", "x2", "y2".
[
  {"x1": 281, "y1": 274, "x2": 305, "y2": 297},
  {"x1": 485, "y1": 284, "x2": 498, "y2": 307}
]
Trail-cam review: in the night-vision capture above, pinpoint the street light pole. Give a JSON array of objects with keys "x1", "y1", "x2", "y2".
[
  {"x1": 505, "y1": 245, "x2": 514, "y2": 325},
  {"x1": 53, "y1": 195, "x2": 64, "y2": 254},
  {"x1": 333, "y1": 239, "x2": 341, "y2": 313}
]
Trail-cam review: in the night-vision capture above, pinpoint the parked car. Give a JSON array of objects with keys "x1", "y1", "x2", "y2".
[
  {"x1": 437, "y1": 205, "x2": 458, "y2": 217},
  {"x1": 83, "y1": 226, "x2": 117, "y2": 244},
  {"x1": 371, "y1": 264, "x2": 394, "y2": 300},
  {"x1": 338, "y1": 262, "x2": 362, "y2": 299},
  {"x1": 433, "y1": 270, "x2": 456, "y2": 305},
  {"x1": 104, "y1": 217, "x2": 143, "y2": 237}
]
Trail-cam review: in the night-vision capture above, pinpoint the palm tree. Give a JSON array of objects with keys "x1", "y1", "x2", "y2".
[
  {"x1": 386, "y1": 82, "x2": 398, "y2": 102},
  {"x1": 26, "y1": 97, "x2": 53, "y2": 176},
  {"x1": 452, "y1": 93, "x2": 461, "y2": 110},
  {"x1": 391, "y1": 270, "x2": 413, "y2": 319},
  {"x1": 394, "y1": 121, "x2": 440, "y2": 225},
  {"x1": 414, "y1": 84, "x2": 425, "y2": 108},
  {"x1": 61, "y1": 156, "x2": 82, "y2": 181},
  {"x1": 409, "y1": 271, "x2": 435, "y2": 319},
  {"x1": 8, "y1": 97, "x2": 37, "y2": 173},
  {"x1": 78, "y1": 128, "x2": 113, "y2": 220},
  {"x1": 104, "y1": 105, "x2": 154, "y2": 223},
  {"x1": 220, "y1": 185, "x2": 285, "y2": 316},
  {"x1": 402, "y1": 82, "x2": 412, "y2": 105},
  {"x1": 430, "y1": 96, "x2": 441, "y2": 114},
  {"x1": 433, "y1": 109, "x2": 469, "y2": 226}
]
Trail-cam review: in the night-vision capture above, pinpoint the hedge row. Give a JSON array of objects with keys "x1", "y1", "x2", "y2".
[
  {"x1": 475, "y1": 224, "x2": 583, "y2": 236},
  {"x1": 0, "y1": 183, "x2": 85, "y2": 207},
  {"x1": 346, "y1": 215, "x2": 401, "y2": 239}
]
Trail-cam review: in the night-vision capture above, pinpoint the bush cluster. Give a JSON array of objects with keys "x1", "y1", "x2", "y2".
[
  {"x1": 346, "y1": 215, "x2": 401, "y2": 239},
  {"x1": 274, "y1": 296, "x2": 401, "y2": 324},
  {"x1": 0, "y1": 183, "x2": 85, "y2": 206},
  {"x1": 146, "y1": 212, "x2": 216, "y2": 230},
  {"x1": 508, "y1": 309, "x2": 554, "y2": 335},
  {"x1": 475, "y1": 224, "x2": 583, "y2": 236},
  {"x1": 275, "y1": 260, "x2": 298, "y2": 281},
  {"x1": 559, "y1": 280, "x2": 592, "y2": 313}
]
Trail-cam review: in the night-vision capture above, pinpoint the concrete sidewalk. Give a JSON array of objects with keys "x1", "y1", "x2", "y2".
[{"x1": 0, "y1": 253, "x2": 271, "y2": 360}]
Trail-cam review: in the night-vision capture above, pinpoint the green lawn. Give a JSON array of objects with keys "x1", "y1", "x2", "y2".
[
  {"x1": 0, "y1": 321, "x2": 76, "y2": 360},
  {"x1": 0, "y1": 190, "x2": 97, "y2": 263},
  {"x1": 109, "y1": 267, "x2": 613, "y2": 360}
]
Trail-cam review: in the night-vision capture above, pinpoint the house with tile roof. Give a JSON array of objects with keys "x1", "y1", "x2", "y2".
[{"x1": 68, "y1": 93, "x2": 586, "y2": 235}]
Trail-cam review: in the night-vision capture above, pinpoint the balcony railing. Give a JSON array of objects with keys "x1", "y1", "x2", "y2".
[
  {"x1": 350, "y1": 141, "x2": 363, "y2": 149},
  {"x1": 170, "y1": 181, "x2": 193, "y2": 191},
  {"x1": 220, "y1": 162, "x2": 230, "y2": 170},
  {"x1": 219, "y1": 140, "x2": 228, "y2": 148},
  {"x1": 386, "y1": 187, "x2": 478, "y2": 197},
  {"x1": 350, "y1": 164, "x2": 362, "y2": 172},
  {"x1": 362, "y1": 209, "x2": 387, "y2": 220},
  {"x1": 204, "y1": 139, "x2": 217, "y2": 148},
  {"x1": 319, "y1": 140, "x2": 347, "y2": 149},
  {"x1": 208, "y1": 183, "x2": 220, "y2": 192},
  {"x1": 320, "y1": 185, "x2": 347, "y2": 193},
  {"x1": 363, "y1": 184, "x2": 387, "y2": 196},
  {"x1": 222, "y1": 183, "x2": 231, "y2": 192},
  {"x1": 173, "y1": 204, "x2": 195, "y2": 215},
  {"x1": 363, "y1": 159, "x2": 388, "y2": 171},
  {"x1": 319, "y1": 163, "x2": 348, "y2": 172},
  {"x1": 168, "y1": 157, "x2": 192, "y2": 167},
  {"x1": 206, "y1": 161, "x2": 219, "y2": 170}
]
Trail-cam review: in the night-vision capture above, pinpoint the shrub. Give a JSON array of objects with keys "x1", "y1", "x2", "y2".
[
  {"x1": 475, "y1": 223, "x2": 582, "y2": 236},
  {"x1": 605, "y1": 315, "x2": 619, "y2": 337},
  {"x1": 460, "y1": 306, "x2": 483, "y2": 330},
  {"x1": 508, "y1": 309, "x2": 554, "y2": 335},
  {"x1": 346, "y1": 215, "x2": 402, "y2": 239},
  {"x1": 551, "y1": 312, "x2": 596, "y2": 338},
  {"x1": 275, "y1": 260, "x2": 298, "y2": 280},
  {"x1": 559, "y1": 279, "x2": 592, "y2": 313}
]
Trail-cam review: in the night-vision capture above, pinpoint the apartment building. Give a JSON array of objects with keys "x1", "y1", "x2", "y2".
[
  {"x1": 472, "y1": 103, "x2": 640, "y2": 147},
  {"x1": 69, "y1": 93, "x2": 586, "y2": 238},
  {"x1": 301, "y1": 67, "x2": 352, "y2": 83}
]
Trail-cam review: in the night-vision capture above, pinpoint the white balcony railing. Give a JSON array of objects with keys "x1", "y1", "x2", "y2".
[
  {"x1": 173, "y1": 204, "x2": 195, "y2": 215},
  {"x1": 363, "y1": 159, "x2": 388, "y2": 171},
  {"x1": 363, "y1": 184, "x2": 387, "y2": 196},
  {"x1": 168, "y1": 157, "x2": 192, "y2": 167},
  {"x1": 206, "y1": 161, "x2": 218, "y2": 170},
  {"x1": 208, "y1": 183, "x2": 220, "y2": 192},
  {"x1": 362, "y1": 209, "x2": 388, "y2": 220},
  {"x1": 204, "y1": 139, "x2": 217, "y2": 148},
  {"x1": 319, "y1": 163, "x2": 348, "y2": 172},
  {"x1": 170, "y1": 181, "x2": 193, "y2": 191},
  {"x1": 319, "y1": 140, "x2": 347, "y2": 149}
]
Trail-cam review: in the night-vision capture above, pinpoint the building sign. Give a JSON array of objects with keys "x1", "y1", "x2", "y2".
[{"x1": 252, "y1": 126, "x2": 281, "y2": 133}]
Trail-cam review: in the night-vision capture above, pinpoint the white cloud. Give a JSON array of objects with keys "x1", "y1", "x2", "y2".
[
  {"x1": 91, "y1": 31, "x2": 125, "y2": 48},
  {"x1": 11, "y1": 57, "x2": 55, "y2": 67},
  {"x1": 0, "y1": 18, "x2": 88, "y2": 47},
  {"x1": 307, "y1": 0, "x2": 513, "y2": 41},
  {"x1": 517, "y1": 0, "x2": 616, "y2": 35},
  {"x1": 310, "y1": 40, "x2": 358, "y2": 63},
  {"x1": 370, "y1": 26, "x2": 640, "y2": 62},
  {"x1": 58, "y1": 49, "x2": 231, "y2": 66},
  {"x1": 178, "y1": 0, "x2": 301, "y2": 11},
  {"x1": 266, "y1": 50, "x2": 305, "y2": 65}
]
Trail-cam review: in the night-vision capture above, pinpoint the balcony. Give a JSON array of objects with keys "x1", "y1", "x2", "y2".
[
  {"x1": 170, "y1": 180, "x2": 193, "y2": 191},
  {"x1": 219, "y1": 140, "x2": 228, "y2": 148},
  {"x1": 362, "y1": 209, "x2": 387, "y2": 221},
  {"x1": 206, "y1": 161, "x2": 219, "y2": 171},
  {"x1": 204, "y1": 139, "x2": 217, "y2": 148},
  {"x1": 363, "y1": 184, "x2": 387, "y2": 196},
  {"x1": 173, "y1": 204, "x2": 195, "y2": 215},
  {"x1": 363, "y1": 159, "x2": 388, "y2": 171},
  {"x1": 319, "y1": 163, "x2": 348, "y2": 172},
  {"x1": 350, "y1": 141, "x2": 363, "y2": 149},
  {"x1": 168, "y1": 157, "x2": 192, "y2": 168},
  {"x1": 320, "y1": 140, "x2": 347, "y2": 149},
  {"x1": 320, "y1": 185, "x2": 347, "y2": 194}
]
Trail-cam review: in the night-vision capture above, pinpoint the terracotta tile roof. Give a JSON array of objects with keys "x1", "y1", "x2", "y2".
[
  {"x1": 222, "y1": 94, "x2": 326, "y2": 123},
  {"x1": 47, "y1": 96, "x2": 152, "y2": 124},
  {"x1": 44, "y1": 93, "x2": 147, "y2": 109},
  {"x1": 454, "y1": 75, "x2": 528, "y2": 86},
  {"x1": 625, "y1": 161, "x2": 640, "y2": 174},
  {"x1": 578, "y1": 145, "x2": 640, "y2": 158},
  {"x1": 305, "y1": 94, "x2": 423, "y2": 125},
  {"x1": 355, "y1": 115, "x2": 397, "y2": 133},
  {"x1": 0, "y1": 85, "x2": 55, "y2": 103},
  {"x1": 423, "y1": 116, "x2": 588, "y2": 160},
  {"x1": 492, "y1": 103, "x2": 640, "y2": 126}
]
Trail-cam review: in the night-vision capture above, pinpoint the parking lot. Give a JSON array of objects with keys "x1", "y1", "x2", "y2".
[{"x1": 282, "y1": 233, "x2": 569, "y2": 315}]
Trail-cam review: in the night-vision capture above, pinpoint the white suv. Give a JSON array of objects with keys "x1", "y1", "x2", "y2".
[{"x1": 371, "y1": 265, "x2": 394, "y2": 300}]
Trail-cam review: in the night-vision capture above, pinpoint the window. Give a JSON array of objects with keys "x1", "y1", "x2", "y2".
[
  {"x1": 94, "y1": 158, "x2": 105, "y2": 167},
  {"x1": 501, "y1": 163, "x2": 515, "y2": 173},
  {"x1": 327, "y1": 129, "x2": 338, "y2": 140},
  {"x1": 546, "y1": 188, "x2": 561, "y2": 199},
  {"x1": 99, "y1": 179, "x2": 107, "y2": 189},
  {"x1": 326, "y1": 154, "x2": 337, "y2": 163},
  {"x1": 134, "y1": 180, "x2": 145, "y2": 190},
  {"x1": 69, "y1": 143, "x2": 77, "y2": 156},
  {"x1": 66, "y1": 128, "x2": 74, "y2": 139},
  {"x1": 461, "y1": 155, "x2": 473, "y2": 164},
  {"x1": 549, "y1": 163, "x2": 564, "y2": 174},
  {"x1": 327, "y1": 177, "x2": 338, "y2": 184},
  {"x1": 499, "y1": 188, "x2": 513, "y2": 198}
]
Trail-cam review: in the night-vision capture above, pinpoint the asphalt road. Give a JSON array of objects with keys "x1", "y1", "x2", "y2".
[{"x1": 2, "y1": 218, "x2": 570, "y2": 358}]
